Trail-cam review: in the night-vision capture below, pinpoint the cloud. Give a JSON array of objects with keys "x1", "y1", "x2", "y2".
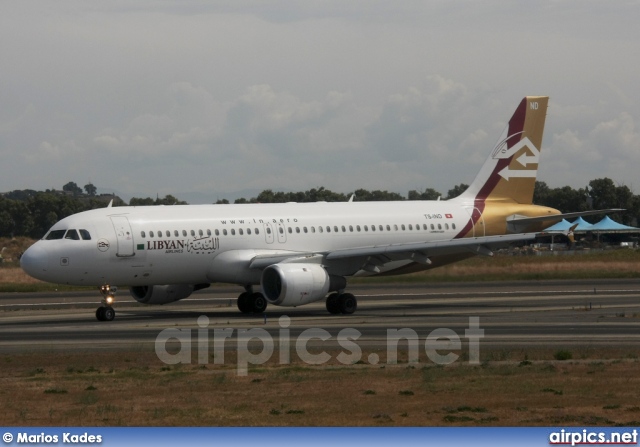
[{"x1": 1, "y1": 1, "x2": 640, "y2": 199}]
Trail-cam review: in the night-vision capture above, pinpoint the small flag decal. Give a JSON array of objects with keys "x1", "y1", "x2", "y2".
[
  {"x1": 137, "y1": 244, "x2": 145, "y2": 250},
  {"x1": 445, "y1": 214, "x2": 453, "y2": 218}
]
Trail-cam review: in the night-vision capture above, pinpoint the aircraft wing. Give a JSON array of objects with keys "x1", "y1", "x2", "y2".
[
  {"x1": 324, "y1": 232, "x2": 537, "y2": 262},
  {"x1": 245, "y1": 232, "x2": 546, "y2": 277}
]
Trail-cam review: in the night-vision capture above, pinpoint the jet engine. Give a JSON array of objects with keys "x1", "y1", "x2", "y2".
[
  {"x1": 130, "y1": 284, "x2": 209, "y2": 305},
  {"x1": 261, "y1": 263, "x2": 346, "y2": 307}
]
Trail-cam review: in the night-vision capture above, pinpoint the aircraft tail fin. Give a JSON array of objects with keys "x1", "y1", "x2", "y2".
[{"x1": 455, "y1": 96, "x2": 549, "y2": 205}]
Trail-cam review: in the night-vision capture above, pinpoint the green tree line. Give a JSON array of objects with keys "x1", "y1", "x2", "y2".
[{"x1": 0, "y1": 178, "x2": 637, "y2": 238}]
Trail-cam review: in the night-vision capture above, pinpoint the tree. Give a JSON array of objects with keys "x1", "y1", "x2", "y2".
[
  {"x1": 446, "y1": 184, "x2": 469, "y2": 200},
  {"x1": 62, "y1": 181, "x2": 82, "y2": 196},
  {"x1": 588, "y1": 178, "x2": 618, "y2": 211},
  {"x1": 84, "y1": 183, "x2": 97, "y2": 196},
  {"x1": 129, "y1": 197, "x2": 155, "y2": 206},
  {"x1": 352, "y1": 189, "x2": 404, "y2": 201},
  {"x1": 533, "y1": 181, "x2": 551, "y2": 205},
  {"x1": 408, "y1": 189, "x2": 441, "y2": 200}
]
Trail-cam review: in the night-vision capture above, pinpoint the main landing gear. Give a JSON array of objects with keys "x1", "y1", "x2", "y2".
[
  {"x1": 96, "y1": 285, "x2": 116, "y2": 322},
  {"x1": 237, "y1": 289, "x2": 268, "y2": 314},
  {"x1": 326, "y1": 292, "x2": 357, "y2": 315}
]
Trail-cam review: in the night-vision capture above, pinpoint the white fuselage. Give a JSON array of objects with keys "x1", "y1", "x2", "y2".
[{"x1": 21, "y1": 200, "x2": 479, "y2": 288}]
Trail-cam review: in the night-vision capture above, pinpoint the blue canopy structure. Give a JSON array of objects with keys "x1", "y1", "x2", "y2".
[
  {"x1": 571, "y1": 217, "x2": 594, "y2": 231},
  {"x1": 543, "y1": 219, "x2": 572, "y2": 232},
  {"x1": 590, "y1": 215, "x2": 639, "y2": 232}
]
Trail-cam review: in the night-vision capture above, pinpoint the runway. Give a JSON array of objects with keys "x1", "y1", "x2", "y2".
[{"x1": 2, "y1": 279, "x2": 640, "y2": 353}]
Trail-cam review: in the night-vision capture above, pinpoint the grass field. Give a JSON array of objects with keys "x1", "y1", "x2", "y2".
[{"x1": 2, "y1": 349, "x2": 640, "y2": 426}]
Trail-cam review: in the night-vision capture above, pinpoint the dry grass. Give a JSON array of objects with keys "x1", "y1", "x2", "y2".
[{"x1": 2, "y1": 349, "x2": 640, "y2": 426}]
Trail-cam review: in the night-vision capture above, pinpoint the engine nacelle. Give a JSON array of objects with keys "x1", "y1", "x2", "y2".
[
  {"x1": 261, "y1": 263, "x2": 346, "y2": 307},
  {"x1": 130, "y1": 284, "x2": 204, "y2": 305}
]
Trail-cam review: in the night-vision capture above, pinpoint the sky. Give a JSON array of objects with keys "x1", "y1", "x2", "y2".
[{"x1": 1, "y1": 1, "x2": 639, "y2": 203}]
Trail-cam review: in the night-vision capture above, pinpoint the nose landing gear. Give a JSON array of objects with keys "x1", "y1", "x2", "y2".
[{"x1": 96, "y1": 285, "x2": 117, "y2": 321}]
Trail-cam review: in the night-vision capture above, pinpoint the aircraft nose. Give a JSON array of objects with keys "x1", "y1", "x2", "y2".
[{"x1": 20, "y1": 244, "x2": 49, "y2": 280}]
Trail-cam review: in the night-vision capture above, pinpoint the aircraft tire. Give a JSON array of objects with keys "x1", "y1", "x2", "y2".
[
  {"x1": 251, "y1": 293, "x2": 267, "y2": 313},
  {"x1": 103, "y1": 306, "x2": 115, "y2": 321},
  {"x1": 95, "y1": 307, "x2": 106, "y2": 321},
  {"x1": 326, "y1": 293, "x2": 341, "y2": 314},
  {"x1": 237, "y1": 292, "x2": 252, "y2": 313},
  {"x1": 338, "y1": 293, "x2": 357, "y2": 315}
]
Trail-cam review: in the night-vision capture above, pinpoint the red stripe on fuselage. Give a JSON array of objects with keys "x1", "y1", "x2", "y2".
[{"x1": 454, "y1": 98, "x2": 527, "y2": 238}]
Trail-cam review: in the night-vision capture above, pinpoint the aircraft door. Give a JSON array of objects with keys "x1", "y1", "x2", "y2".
[
  {"x1": 464, "y1": 207, "x2": 485, "y2": 237},
  {"x1": 263, "y1": 223, "x2": 275, "y2": 244},
  {"x1": 110, "y1": 216, "x2": 135, "y2": 257},
  {"x1": 276, "y1": 222, "x2": 287, "y2": 243}
]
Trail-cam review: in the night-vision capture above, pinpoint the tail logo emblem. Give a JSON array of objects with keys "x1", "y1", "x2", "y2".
[{"x1": 493, "y1": 135, "x2": 540, "y2": 181}]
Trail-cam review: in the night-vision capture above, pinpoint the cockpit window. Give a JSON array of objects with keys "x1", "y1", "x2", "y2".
[
  {"x1": 45, "y1": 230, "x2": 67, "y2": 240},
  {"x1": 79, "y1": 229, "x2": 91, "y2": 240},
  {"x1": 65, "y1": 229, "x2": 80, "y2": 240}
]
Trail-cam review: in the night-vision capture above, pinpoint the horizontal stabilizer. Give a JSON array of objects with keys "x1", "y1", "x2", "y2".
[{"x1": 506, "y1": 209, "x2": 625, "y2": 233}]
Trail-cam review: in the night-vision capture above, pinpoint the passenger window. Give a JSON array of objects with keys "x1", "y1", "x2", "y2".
[
  {"x1": 215, "y1": 229, "x2": 220, "y2": 236},
  {"x1": 247, "y1": 228, "x2": 252, "y2": 235},
  {"x1": 438, "y1": 224, "x2": 442, "y2": 230},
  {"x1": 150, "y1": 231, "x2": 155, "y2": 238},
  {"x1": 65, "y1": 229, "x2": 80, "y2": 240},
  {"x1": 183, "y1": 230, "x2": 187, "y2": 237},
  {"x1": 431, "y1": 224, "x2": 435, "y2": 230},
  {"x1": 319, "y1": 227, "x2": 323, "y2": 233},
  {"x1": 231, "y1": 229, "x2": 236, "y2": 236},
  {"x1": 296, "y1": 227, "x2": 300, "y2": 233},
  {"x1": 423, "y1": 224, "x2": 428, "y2": 230},
  {"x1": 191, "y1": 230, "x2": 195, "y2": 237},
  {"x1": 401, "y1": 225, "x2": 406, "y2": 231},
  {"x1": 370, "y1": 225, "x2": 374, "y2": 232},
  {"x1": 207, "y1": 229, "x2": 211, "y2": 236},
  {"x1": 452, "y1": 223, "x2": 456, "y2": 230},
  {"x1": 349, "y1": 226, "x2": 353, "y2": 232},
  {"x1": 199, "y1": 229, "x2": 203, "y2": 237},
  {"x1": 174, "y1": 230, "x2": 179, "y2": 237},
  {"x1": 288, "y1": 227, "x2": 293, "y2": 234},
  {"x1": 394, "y1": 225, "x2": 398, "y2": 231},
  {"x1": 326, "y1": 226, "x2": 331, "y2": 233},
  {"x1": 141, "y1": 231, "x2": 146, "y2": 238},
  {"x1": 255, "y1": 229, "x2": 260, "y2": 235},
  {"x1": 223, "y1": 229, "x2": 228, "y2": 236},
  {"x1": 267, "y1": 228, "x2": 272, "y2": 234},
  {"x1": 311, "y1": 227, "x2": 316, "y2": 233},
  {"x1": 335, "y1": 226, "x2": 340, "y2": 232},
  {"x1": 239, "y1": 229, "x2": 244, "y2": 235},
  {"x1": 445, "y1": 223, "x2": 449, "y2": 230},
  {"x1": 166, "y1": 231, "x2": 170, "y2": 237},
  {"x1": 303, "y1": 227, "x2": 308, "y2": 233},
  {"x1": 408, "y1": 224, "x2": 413, "y2": 230}
]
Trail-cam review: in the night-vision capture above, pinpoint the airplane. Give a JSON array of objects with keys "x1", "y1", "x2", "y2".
[{"x1": 20, "y1": 96, "x2": 620, "y2": 321}]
